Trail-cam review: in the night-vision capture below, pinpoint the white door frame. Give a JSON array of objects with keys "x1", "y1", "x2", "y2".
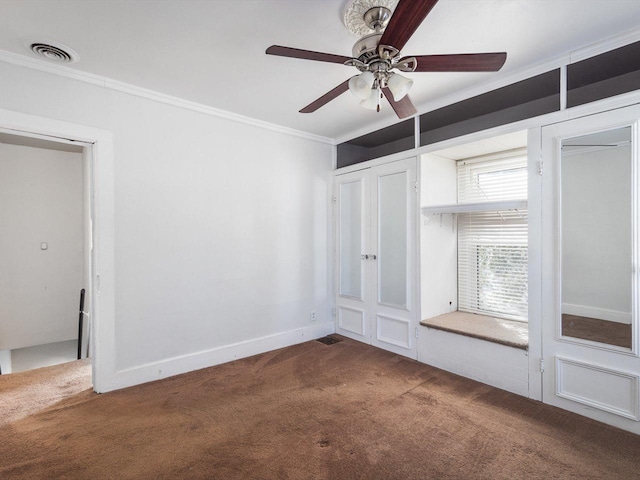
[{"x1": 0, "y1": 108, "x2": 115, "y2": 393}]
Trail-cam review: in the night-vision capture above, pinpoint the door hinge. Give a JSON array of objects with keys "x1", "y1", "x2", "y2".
[
  {"x1": 332, "y1": 195, "x2": 337, "y2": 205},
  {"x1": 540, "y1": 358, "x2": 545, "y2": 373},
  {"x1": 332, "y1": 307, "x2": 336, "y2": 317},
  {"x1": 415, "y1": 327, "x2": 419, "y2": 339},
  {"x1": 414, "y1": 181, "x2": 418, "y2": 193},
  {"x1": 537, "y1": 161, "x2": 544, "y2": 176}
]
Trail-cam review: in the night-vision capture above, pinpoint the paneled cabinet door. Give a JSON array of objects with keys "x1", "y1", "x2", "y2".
[{"x1": 334, "y1": 158, "x2": 417, "y2": 359}]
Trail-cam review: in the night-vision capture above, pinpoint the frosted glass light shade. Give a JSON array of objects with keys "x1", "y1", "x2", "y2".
[
  {"x1": 387, "y1": 73, "x2": 413, "y2": 101},
  {"x1": 349, "y1": 71, "x2": 375, "y2": 100},
  {"x1": 360, "y1": 88, "x2": 380, "y2": 110}
]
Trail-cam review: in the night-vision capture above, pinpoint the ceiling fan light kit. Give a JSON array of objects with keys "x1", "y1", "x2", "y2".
[
  {"x1": 266, "y1": 0, "x2": 507, "y2": 119},
  {"x1": 387, "y1": 72, "x2": 413, "y2": 101},
  {"x1": 360, "y1": 87, "x2": 382, "y2": 111},
  {"x1": 349, "y1": 70, "x2": 375, "y2": 99}
]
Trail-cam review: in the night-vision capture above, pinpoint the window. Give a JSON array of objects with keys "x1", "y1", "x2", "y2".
[{"x1": 457, "y1": 155, "x2": 528, "y2": 321}]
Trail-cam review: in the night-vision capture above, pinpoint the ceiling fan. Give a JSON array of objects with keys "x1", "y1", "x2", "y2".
[{"x1": 266, "y1": 0, "x2": 507, "y2": 119}]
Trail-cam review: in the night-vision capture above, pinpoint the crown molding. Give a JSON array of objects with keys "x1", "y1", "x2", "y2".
[{"x1": 0, "y1": 49, "x2": 334, "y2": 145}]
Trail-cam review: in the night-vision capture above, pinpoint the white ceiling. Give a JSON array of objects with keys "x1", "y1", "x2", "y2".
[{"x1": 0, "y1": 0, "x2": 639, "y2": 141}]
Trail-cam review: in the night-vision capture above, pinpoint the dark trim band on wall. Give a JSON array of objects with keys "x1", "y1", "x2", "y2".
[
  {"x1": 337, "y1": 119, "x2": 415, "y2": 169},
  {"x1": 337, "y1": 40, "x2": 640, "y2": 170},
  {"x1": 567, "y1": 41, "x2": 640, "y2": 108},
  {"x1": 336, "y1": 71, "x2": 561, "y2": 169},
  {"x1": 420, "y1": 69, "x2": 561, "y2": 147}
]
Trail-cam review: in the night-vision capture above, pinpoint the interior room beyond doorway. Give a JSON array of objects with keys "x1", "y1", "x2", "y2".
[{"x1": 0, "y1": 132, "x2": 92, "y2": 375}]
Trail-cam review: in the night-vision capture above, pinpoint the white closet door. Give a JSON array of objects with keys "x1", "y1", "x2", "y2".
[
  {"x1": 334, "y1": 157, "x2": 418, "y2": 359},
  {"x1": 370, "y1": 158, "x2": 417, "y2": 358},
  {"x1": 335, "y1": 169, "x2": 371, "y2": 343},
  {"x1": 541, "y1": 104, "x2": 640, "y2": 435}
]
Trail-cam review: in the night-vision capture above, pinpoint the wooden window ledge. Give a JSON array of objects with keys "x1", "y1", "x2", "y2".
[{"x1": 420, "y1": 311, "x2": 528, "y2": 350}]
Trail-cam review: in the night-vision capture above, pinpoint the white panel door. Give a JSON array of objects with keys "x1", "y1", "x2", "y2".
[
  {"x1": 370, "y1": 158, "x2": 417, "y2": 358},
  {"x1": 541, "y1": 104, "x2": 640, "y2": 434},
  {"x1": 334, "y1": 158, "x2": 418, "y2": 359},
  {"x1": 335, "y1": 169, "x2": 371, "y2": 344}
]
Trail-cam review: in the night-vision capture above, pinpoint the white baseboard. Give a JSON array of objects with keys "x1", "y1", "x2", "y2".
[
  {"x1": 100, "y1": 321, "x2": 335, "y2": 393},
  {"x1": 562, "y1": 303, "x2": 631, "y2": 324}
]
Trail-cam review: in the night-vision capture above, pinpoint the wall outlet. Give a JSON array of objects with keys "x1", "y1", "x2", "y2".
[{"x1": 310, "y1": 311, "x2": 316, "y2": 321}]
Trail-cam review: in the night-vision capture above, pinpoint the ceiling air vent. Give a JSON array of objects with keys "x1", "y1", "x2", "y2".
[{"x1": 29, "y1": 41, "x2": 78, "y2": 63}]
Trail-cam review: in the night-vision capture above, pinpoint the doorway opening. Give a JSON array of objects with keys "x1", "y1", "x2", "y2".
[{"x1": 0, "y1": 131, "x2": 93, "y2": 378}]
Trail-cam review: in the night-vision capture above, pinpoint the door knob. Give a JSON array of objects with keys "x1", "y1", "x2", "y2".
[
  {"x1": 371, "y1": 254, "x2": 377, "y2": 260},
  {"x1": 361, "y1": 254, "x2": 369, "y2": 260}
]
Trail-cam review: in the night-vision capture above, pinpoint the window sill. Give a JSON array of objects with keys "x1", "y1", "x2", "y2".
[{"x1": 420, "y1": 311, "x2": 528, "y2": 350}]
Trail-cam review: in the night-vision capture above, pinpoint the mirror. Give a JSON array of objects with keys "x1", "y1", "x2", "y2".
[{"x1": 561, "y1": 126, "x2": 634, "y2": 348}]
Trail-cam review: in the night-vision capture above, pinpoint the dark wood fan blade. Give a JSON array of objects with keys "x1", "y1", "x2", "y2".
[
  {"x1": 379, "y1": 0, "x2": 439, "y2": 51},
  {"x1": 382, "y1": 87, "x2": 417, "y2": 119},
  {"x1": 300, "y1": 79, "x2": 351, "y2": 113},
  {"x1": 266, "y1": 45, "x2": 352, "y2": 65},
  {"x1": 411, "y1": 53, "x2": 507, "y2": 72}
]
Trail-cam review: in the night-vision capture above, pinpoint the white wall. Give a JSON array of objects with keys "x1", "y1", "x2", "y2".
[
  {"x1": 420, "y1": 153, "x2": 457, "y2": 320},
  {"x1": 0, "y1": 60, "x2": 333, "y2": 387},
  {"x1": 418, "y1": 328, "x2": 529, "y2": 397},
  {"x1": 561, "y1": 145, "x2": 632, "y2": 323},
  {"x1": 0, "y1": 142, "x2": 83, "y2": 350}
]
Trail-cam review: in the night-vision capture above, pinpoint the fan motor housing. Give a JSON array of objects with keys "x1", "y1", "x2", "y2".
[{"x1": 352, "y1": 33, "x2": 383, "y2": 60}]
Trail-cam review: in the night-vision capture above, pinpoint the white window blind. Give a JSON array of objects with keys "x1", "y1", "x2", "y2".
[
  {"x1": 458, "y1": 155, "x2": 528, "y2": 203},
  {"x1": 457, "y1": 155, "x2": 528, "y2": 321}
]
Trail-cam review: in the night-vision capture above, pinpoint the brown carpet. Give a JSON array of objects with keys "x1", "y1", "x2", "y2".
[
  {"x1": 0, "y1": 358, "x2": 92, "y2": 427},
  {"x1": 1, "y1": 336, "x2": 639, "y2": 479}
]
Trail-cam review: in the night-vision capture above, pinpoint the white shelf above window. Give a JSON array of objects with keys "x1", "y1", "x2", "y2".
[{"x1": 421, "y1": 199, "x2": 528, "y2": 216}]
